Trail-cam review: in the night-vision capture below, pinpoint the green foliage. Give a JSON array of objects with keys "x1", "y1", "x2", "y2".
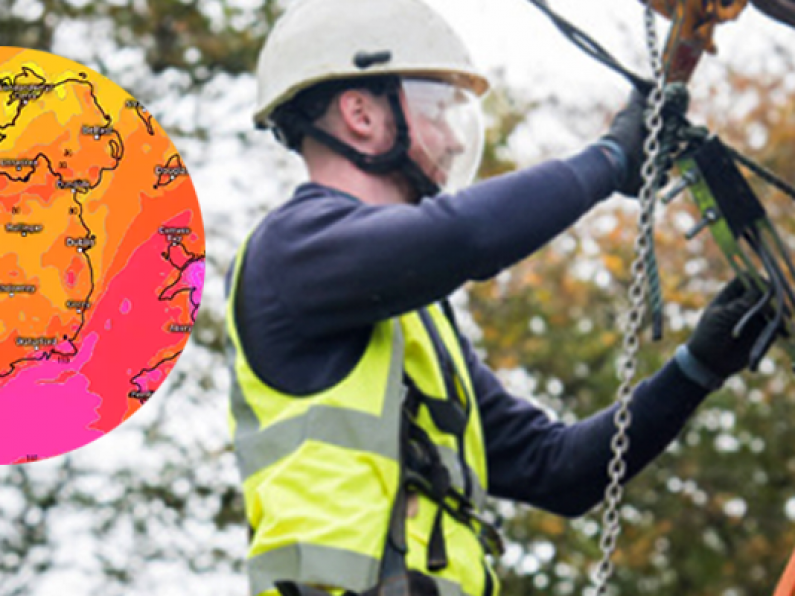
[{"x1": 1, "y1": 0, "x2": 280, "y2": 85}]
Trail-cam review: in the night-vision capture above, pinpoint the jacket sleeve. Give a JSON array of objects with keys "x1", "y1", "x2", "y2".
[
  {"x1": 261, "y1": 146, "x2": 620, "y2": 338},
  {"x1": 461, "y1": 334, "x2": 710, "y2": 517}
]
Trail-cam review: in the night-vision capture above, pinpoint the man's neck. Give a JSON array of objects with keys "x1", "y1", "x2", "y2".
[{"x1": 308, "y1": 159, "x2": 411, "y2": 206}]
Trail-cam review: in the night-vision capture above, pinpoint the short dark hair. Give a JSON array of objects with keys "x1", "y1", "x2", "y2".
[{"x1": 271, "y1": 75, "x2": 397, "y2": 152}]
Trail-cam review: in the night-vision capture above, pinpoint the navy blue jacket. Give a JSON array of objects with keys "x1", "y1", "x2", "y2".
[{"x1": 227, "y1": 145, "x2": 710, "y2": 517}]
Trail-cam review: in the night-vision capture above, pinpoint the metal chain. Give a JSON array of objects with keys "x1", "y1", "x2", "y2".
[{"x1": 590, "y1": 4, "x2": 669, "y2": 595}]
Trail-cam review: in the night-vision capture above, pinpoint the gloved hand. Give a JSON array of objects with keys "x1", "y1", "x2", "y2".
[
  {"x1": 686, "y1": 277, "x2": 771, "y2": 380},
  {"x1": 602, "y1": 88, "x2": 649, "y2": 197},
  {"x1": 601, "y1": 85, "x2": 691, "y2": 197}
]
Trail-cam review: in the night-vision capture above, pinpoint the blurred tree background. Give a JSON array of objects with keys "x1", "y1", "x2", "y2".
[
  {"x1": 0, "y1": 1, "x2": 793, "y2": 596},
  {"x1": 0, "y1": 1, "x2": 285, "y2": 594}
]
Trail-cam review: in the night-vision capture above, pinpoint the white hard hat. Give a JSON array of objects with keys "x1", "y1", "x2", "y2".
[{"x1": 253, "y1": 0, "x2": 490, "y2": 128}]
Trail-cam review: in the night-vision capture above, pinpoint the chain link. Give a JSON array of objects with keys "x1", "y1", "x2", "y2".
[{"x1": 590, "y1": 4, "x2": 669, "y2": 595}]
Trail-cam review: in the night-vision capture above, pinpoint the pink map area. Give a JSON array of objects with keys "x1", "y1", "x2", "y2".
[
  {"x1": 0, "y1": 218, "x2": 203, "y2": 464},
  {"x1": 0, "y1": 333, "x2": 104, "y2": 463}
]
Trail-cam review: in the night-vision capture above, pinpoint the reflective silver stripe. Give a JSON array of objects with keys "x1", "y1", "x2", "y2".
[
  {"x1": 248, "y1": 543, "x2": 467, "y2": 596},
  {"x1": 248, "y1": 543, "x2": 380, "y2": 594},
  {"x1": 436, "y1": 445, "x2": 487, "y2": 511},
  {"x1": 227, "y1": 236, "x2": 261, "y2": 453},
  {"x1": 231, "y1": 320, "x2": 406, "y2": 482},
  {"x1": 237, "y1": 405, "x2": 394, "y2": 479},
  {"x1": 228, "y1": 342, "x2": 262, "y2": 478},
  {"x1": 434, "y1": 576, "x2": 467, "y2": 596}
]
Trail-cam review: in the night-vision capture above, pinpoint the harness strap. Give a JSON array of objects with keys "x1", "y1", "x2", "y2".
[
  {"x1": 403, "y1": 393, "x2": 505, "y2": 561},
  {"x1": 417, "y1": 307, "x2": 473, "y2": 498},
  {"x1": 427, "y1": 506, "x2": 449, "y2": 572}
]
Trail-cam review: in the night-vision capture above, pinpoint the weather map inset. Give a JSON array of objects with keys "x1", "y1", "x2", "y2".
[{"x1": 0, "y1": 47, "x2": 206, "y2": 464}]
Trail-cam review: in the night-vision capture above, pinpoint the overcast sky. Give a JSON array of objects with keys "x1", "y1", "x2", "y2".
[{"x1": 425, "y1": 0, "x2": 794, "y2": 99}]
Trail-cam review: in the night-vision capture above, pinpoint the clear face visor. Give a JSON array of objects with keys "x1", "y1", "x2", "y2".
[{"x1": 401, "y1": 79, "x2": 484, "y2": 194}]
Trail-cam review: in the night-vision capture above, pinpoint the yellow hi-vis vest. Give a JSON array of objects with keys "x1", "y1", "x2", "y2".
[{"x1": 227, "y1": 242, "x2": 498, "y2": 596}]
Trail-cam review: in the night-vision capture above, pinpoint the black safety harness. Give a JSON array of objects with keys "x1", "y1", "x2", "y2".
[
  {"x1": 275, "y1": 303, "x2": 504, "y2": 596},
  {"x1": 377, "y1": 304, "x2": 504, "y2": 596}
]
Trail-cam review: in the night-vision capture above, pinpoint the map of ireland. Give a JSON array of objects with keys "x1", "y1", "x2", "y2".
[{"x1": 0, "y1": 48, "x2": 206, "y2": 464}]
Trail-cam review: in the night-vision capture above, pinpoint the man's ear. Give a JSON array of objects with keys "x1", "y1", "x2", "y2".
[{"x1": 337, "y1": 89, "x2": 375, "y2": 138}]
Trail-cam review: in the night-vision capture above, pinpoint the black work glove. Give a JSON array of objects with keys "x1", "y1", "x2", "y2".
[
  {"x1": 602, "y1": 85, "x2": 689, "y2": 197},
  {"x1": 602, "y1": 88, "x2": 648, "y2": 197},
  {"x1": 686, "y1": 277, "x2": 771, "y2": 380}
]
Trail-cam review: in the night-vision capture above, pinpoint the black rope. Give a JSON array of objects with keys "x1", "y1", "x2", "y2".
[
  {"x1": 526, "y1": 0, "x2": 795, "y2": 204},
  {"x1": 728, "y1": 146, "x2": 795, "y2": 203},
  {"x1": 525, "y1": 0, "x2": 653, "y2": 94}
]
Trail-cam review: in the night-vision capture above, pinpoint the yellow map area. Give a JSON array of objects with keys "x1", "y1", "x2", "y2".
[{"x1": 0, "y1": 49, "x2": 182, "y2": 366}]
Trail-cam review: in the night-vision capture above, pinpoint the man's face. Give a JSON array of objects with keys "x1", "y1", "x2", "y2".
[
  {"x1": 403, "y1": 92, "x2": 465, "y2": 188},
  {"x1": 401, "y1": 79, "x2": 484, "y2": 193}
]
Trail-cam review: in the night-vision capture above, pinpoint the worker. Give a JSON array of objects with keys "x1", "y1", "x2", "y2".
[{"x1": 225, "y1": 1, "x2": 772, "y2": 595}]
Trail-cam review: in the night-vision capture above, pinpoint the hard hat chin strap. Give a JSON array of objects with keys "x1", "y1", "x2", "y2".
[{"x1": 279, "y1": 79, "x2": 441, "y2": 199}]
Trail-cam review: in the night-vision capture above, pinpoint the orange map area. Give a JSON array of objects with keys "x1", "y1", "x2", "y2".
[{"x1": 0, "y1": 48, "x2": 205, "y2": 464}]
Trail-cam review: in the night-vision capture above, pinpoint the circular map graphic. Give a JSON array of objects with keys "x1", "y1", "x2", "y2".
[{"x1": 0, "y1": 48, "x2": 205, "y2": 464}]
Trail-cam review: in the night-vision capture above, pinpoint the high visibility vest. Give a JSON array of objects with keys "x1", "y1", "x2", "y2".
[{"x1": 227, "y1": 238, "x2": 498, "y2": 596}]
